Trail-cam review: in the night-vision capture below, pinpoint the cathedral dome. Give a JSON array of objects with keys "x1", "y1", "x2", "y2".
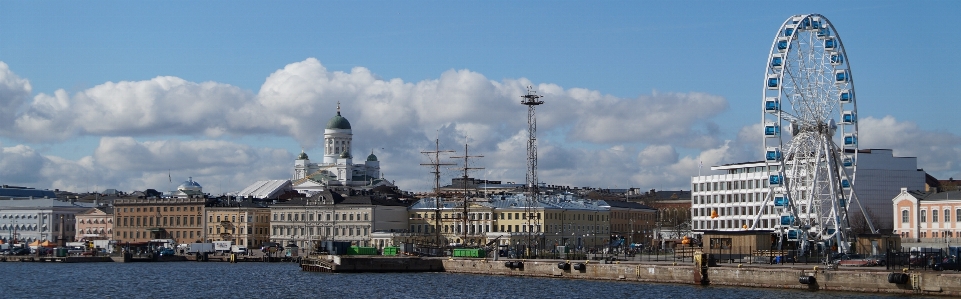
[
  {"x1": 298, "y1": 151, "x2": 309, "y2": 160},
  {"x1": 367, "y1": 153, "x2": 378, "y2": 162},
  {"x1": 340, "y1": 150, "x2": 352, "y2": 159},
  {"x1": 326, "y1": 111, "x2": 351, "y2": 130}
]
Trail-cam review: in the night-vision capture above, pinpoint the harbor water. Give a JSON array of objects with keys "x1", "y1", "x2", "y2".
[{"x1": 0, "y1": 262, "x2": 934, "y2": 298}]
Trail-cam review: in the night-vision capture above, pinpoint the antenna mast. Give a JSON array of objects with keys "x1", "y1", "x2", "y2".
[
  {"x1": 521, "y1": 86, "x2": 544, "y2": 257},
  {"x1": 420, "y1": 138, "x2": 455, "y2": 248},
  {"x1": 451, "y1": 142, "x2": 483, "y2": 246}
]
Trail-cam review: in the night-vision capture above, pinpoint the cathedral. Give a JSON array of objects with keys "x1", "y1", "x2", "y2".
[{"x1": 292, "y1": 103, "x2": 389, "y2": 195}]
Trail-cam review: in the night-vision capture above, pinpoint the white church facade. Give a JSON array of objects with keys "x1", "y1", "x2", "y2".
[{"x1": 292, "y1": 104, "x2": 390, "y2": 195}]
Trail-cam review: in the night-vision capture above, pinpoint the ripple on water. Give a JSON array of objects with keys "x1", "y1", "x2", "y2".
[{"x1": 0, "y1": 263, "x2": 938, "y2": 299}]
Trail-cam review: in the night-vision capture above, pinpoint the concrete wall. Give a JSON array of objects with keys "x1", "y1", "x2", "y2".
[{"x1": 441, "y1": 259, "x2": 961, "y2": 297}]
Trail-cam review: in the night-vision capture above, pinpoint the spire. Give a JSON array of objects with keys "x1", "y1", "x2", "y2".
[{"x1": 336, "y1": 101, "x2": 341, "y2": 116}]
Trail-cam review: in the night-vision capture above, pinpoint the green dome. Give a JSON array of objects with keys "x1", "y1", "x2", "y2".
[
  {"x1": 326, "y1": 111, "x2": 352, "y2": 130},
  {"x1": 367, "y1": 153, "x2": 378, "y2": 162},
  {"x1": 339, "y1": 150, "x2": 352, "y2": 159},
  {"x1": 297, "y1": 151, "x2": 309, "y2": 160}
]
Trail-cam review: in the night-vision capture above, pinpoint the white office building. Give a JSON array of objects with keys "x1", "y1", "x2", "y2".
[{"x1": 691, "y1": 149, "x2": 925, "y2": 233}]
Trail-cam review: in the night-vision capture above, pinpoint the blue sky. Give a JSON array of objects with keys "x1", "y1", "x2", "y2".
[{"x1": 0, "y1": 1, "x2": 958, "y2": 194}]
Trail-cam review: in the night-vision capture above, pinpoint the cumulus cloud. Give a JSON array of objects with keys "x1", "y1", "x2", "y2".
[
  {"x1": 564, "y1": 91, "x2": 727, "y2": 146},
  {"x1": 0, "y1": 58, "x2": 758, "y2": 192},
  {"x1": 0, "y1": 61, "x2": 32, "y2": 133},
  {"x1": 0, "y1": 144, "x2": 46, "y2": 184},
  {"x1": 1, "y1": 138, "x2": 293, "y2": 193},
  {"x1": 859, "y1": 116, "x2": 961, "y2": 179}
]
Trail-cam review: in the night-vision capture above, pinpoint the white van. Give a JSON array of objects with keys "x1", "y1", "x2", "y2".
[{"x1": 231, "y1": 245, "x2": 247, "y2": 255}]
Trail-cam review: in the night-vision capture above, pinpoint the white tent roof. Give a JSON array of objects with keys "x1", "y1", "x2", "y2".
[{"x1": 237, "y1": 180, "x2": 292, "y2": 199}]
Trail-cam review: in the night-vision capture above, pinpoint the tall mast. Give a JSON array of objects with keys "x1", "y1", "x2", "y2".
[
  {"x1": 521, "y1": 86, "x2": 544, "y2": 257},
  {"x1": 451, "y1": 143, "x2": 483, "y2": 246},
  {"x1": 420, "y1": 138, "x2": 455, "y2": 247}
]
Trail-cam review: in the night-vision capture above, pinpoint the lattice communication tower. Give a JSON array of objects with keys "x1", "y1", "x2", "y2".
[{"x1": 521, "y1": 86, "x2": 544, "y2": 256}]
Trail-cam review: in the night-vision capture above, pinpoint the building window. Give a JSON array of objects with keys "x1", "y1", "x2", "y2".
[
  {"x1": 933, "y1": 210, "x2": 939, "y2": 223},
  {"x1": 921, "y1": 210, "x2": 927, "y2": 223},
  {"x1": 957, "y1": 209, "x2": 961, "y2": 222},
  {"x1": 901, "y1": 210, "x2": 909, "y2": 223},
  {"x1": 945, "y1": 209, "x2": 951, "y2": 223}
]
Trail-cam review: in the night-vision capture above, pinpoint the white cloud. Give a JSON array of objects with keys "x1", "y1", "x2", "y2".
[
  {"x1": 0, "y1": 58, "x2": 803, "y2": 193},
  {"x1": 0, "y1": 144, "x2": 46, "y2": 184},
  {"x1": 1, "y1": 138, "x2": 294, "y2": 194},
  {"x1": 0, "y1": 61, "x2": 32, "y2": 133},
  {"x1": 859, "y1": 116, "x2": 961, "y2": 179}
]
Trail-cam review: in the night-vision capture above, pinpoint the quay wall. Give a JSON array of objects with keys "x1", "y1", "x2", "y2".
[{"x1": 441, "y1": 259, "x2": 961, "y2": 297}]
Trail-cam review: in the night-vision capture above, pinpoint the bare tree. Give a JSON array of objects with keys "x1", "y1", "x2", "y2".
[{"x1": 848, "y1": 206, "x2": 881, "y2": 235}]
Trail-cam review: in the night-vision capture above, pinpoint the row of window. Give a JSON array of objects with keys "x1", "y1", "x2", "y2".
[
  {"x1": 408, "y1": 223, "x2": 609, "y2": 235},
  {"x1": 77, "y1": 218, "x2": 112, "y2": 224},
  {"x1": 273, "y1": 226, "x2": 368, "y2": 237},
  {"x1": 117, "y1": 216, "x2": 201, "y2": 227},
  {"x1": 119, "y1": 206, "x2": 197, "y2": 213},
  {"x1": 209, "y1": 226, "x2": 268, "y2": 235},
  {"x1": 273, "y1": 212, "x2": 369, "y2": 222},
  {"x1": 902, "y1": 231, "x2": 957, "y2": 239},
  {"x1": 694, "y1": 206, "x2": 784, "y2": 218},
  {"x1": 118, "y1": 229, "x2": 197, "y2": 240},
  {"x1": 693, "y1": 219, "x2": 776, "y2": 230},
  {"x1": 610, "y1": 211, "x2": 654, "y2": 221},
  {"x1": 694, "y1": 193, "x2": 768, "y2": 205},
  {"x1": 410, "y1": 212, "x2": 609, "y2": 222},
  {"x1": 902, "y1": 208, "x2": 961, "y2": 223},
  {"x1": 693, "y1": 178, "x2": 770, "y2": 193}
]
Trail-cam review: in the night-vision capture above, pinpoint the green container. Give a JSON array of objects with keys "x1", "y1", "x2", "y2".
[
  {"x1": 452, "y1": 248, "x2": 486, "y2": 258},
  {"x1": 382, "y1": 247, "x2": 398, "y2": 256},
  {"x1": 55, "y1": 247, "x2": 68, "y2": 257},
  {"x1": 348, "y1": 246, "x2": 378, "y2": 255}
]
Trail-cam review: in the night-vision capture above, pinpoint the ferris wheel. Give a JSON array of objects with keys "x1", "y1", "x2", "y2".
[{"x1": 756, "y1": 14, "x2": 874, "y2": 253}]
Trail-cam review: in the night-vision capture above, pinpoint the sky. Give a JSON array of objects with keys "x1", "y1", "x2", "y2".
[{"x1": 0, "y1": 1, "x2": 959, "y2": 194}]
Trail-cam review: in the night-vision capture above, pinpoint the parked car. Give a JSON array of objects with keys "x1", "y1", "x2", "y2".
[
  {"x1": 159, "y1": 248, "x2": 176, "y2": 256},
  {"x1": 933, "y1": 256, "x2": 960, "y2": 271},
  {"x1": 836, "y1": 254, "x2": 875, "y2": 267},
  {"x1": 867, "y1": 254, "x2": 887, "y2": 266},
  {"x1": 9, "y1": 247, "x2": 31, "y2": 255}
]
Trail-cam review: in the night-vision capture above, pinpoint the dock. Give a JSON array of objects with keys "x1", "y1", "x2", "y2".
[
  {"x1": 300, "y1": 255, "x2": 445, "y2": 273},
  {"x1": 0, "y1": 256, "x2": 112, "y2": 263}
]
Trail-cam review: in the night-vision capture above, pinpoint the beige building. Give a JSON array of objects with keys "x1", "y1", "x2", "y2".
[
  {"x1": 269, "y1": 191, "x2": 408, "y2": 249},
  {"x1": 892, "y1": 188, "x2": 961, "y2": 245},
  {"x1": 408, "y1": 195, "x2": 612, "y2": 252},
  {"x1": 75, "y1": 207, "x2": 113, "y2": 241},
  {"x1": 205, "y1": 201, "x2": 271, "y2": 248},
  {"x1": 113, "y1": 197, "x2": 206, "y2": 244},
  {"x1": 407, "y1": 198, "x2": 497, "y2": 247}
]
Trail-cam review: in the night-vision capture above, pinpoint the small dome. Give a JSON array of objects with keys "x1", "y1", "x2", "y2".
[
  {"x1": 367, "y1": 153, "x2": 378, "y2": 162},
  {"x1": 178, "y1": 177, "x2": 202, "y2": 191},
  {"x1": 298, "y1": 151, "x2": 309, "y2": 160},
  {"x1": 339, "y1": 150, "x2": 352, "y2": 159}
]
